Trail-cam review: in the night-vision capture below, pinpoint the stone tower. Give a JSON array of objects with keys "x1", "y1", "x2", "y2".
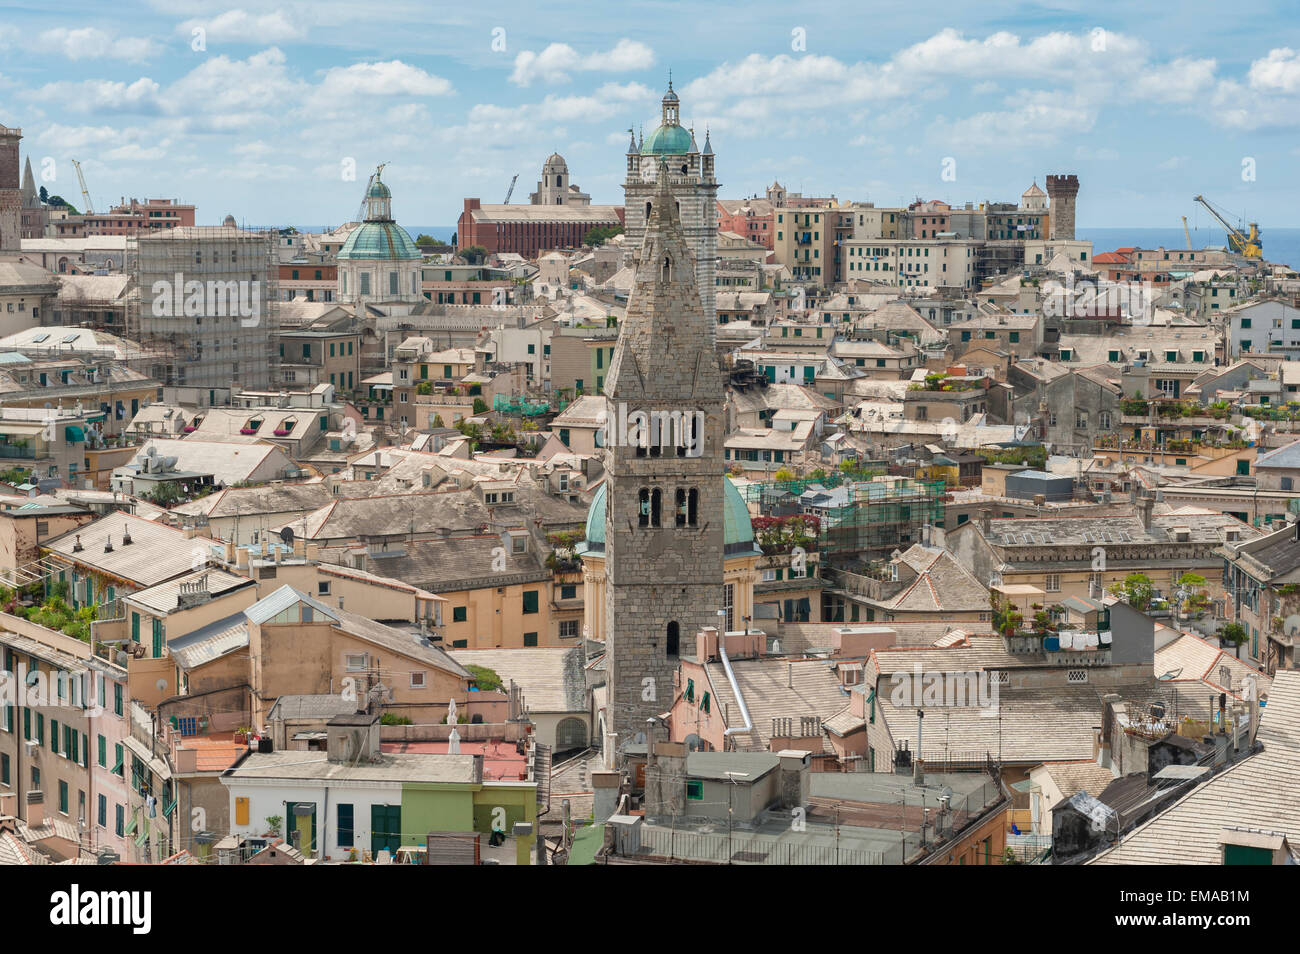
[
  {"x1": 603, "y1": 160, "x2": 725, "y2": 754},
  {"x1": 530, "y1": 153, "x2": 589, "y2": 206},
  {"x1": 0, "y1": 123, "x2": 22, "y2": 253},
  {"x1": 1045, "y1": 174, "x2": 1079, "y2": 241},
  {"x1": 623, "y1": 81, "x2": 719, "y2": 321}
]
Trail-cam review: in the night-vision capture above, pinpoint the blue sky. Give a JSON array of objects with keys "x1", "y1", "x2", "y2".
[{"x1": 2, "y1": 0, "x2": 1299, "y2": 230}]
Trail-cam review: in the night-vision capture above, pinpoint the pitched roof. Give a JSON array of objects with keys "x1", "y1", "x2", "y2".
[
  {"x1": 449, "y1": 647, "x2": 586, "y2": 712},
  {"x1": 702, "y1": 657, "x2": 849, "y2": 751},
  {"x1": 1091, "y1": 669, "x2": 1300, "y2": 864}
]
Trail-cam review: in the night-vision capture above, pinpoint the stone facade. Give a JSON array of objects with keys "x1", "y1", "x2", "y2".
[
  {"x1": 0, "y1": 123, "x2": 21, "y2": 253},
  {"x1": 622, "y1": 84, "x2": 718, "y2": 321},
  {"x1": 1046, "y1": 174, "x2": 1079, "y2": 242},
  {"x1": 604, "y1": 162, "x2": 724, "y2": 752}
]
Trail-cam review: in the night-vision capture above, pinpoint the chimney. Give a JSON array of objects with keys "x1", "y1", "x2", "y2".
[
  {"x1": 913, "y1": 710, "x2": 925, "y2": 786},
  {"x1": 980, "y1": 508, "x2": 992, "y2": 534},
  {"x1": 25, "y1": 790, "x2": 44, "y2": 829},
  {"x1": 1137, "y1": 495, "x2": 1154, "y2": 531}
]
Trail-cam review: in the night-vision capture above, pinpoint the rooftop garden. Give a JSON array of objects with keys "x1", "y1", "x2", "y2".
[
  {"x1": 752, "y1": 514, "x2": 820, "y2": 555},
  {"x1": 908, "y1": 372, "x2": 983, "y2": 393},
  {"x1": 977, "y1": 445, "x2": 1047, "y2": 470},
  {"x1": 2, "y1": 584, "x2": 97, "y2": 642}
]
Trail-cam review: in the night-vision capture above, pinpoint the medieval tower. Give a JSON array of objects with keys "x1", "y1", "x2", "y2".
[
  {"x1": 603, "y1": 161, "x2": 725, "y2": 753},
  {"x1": 1045, "y1": 174, "x2": 1079, "y2": 241},
  {"x1": 623, "y1": 81, "x2": 718, "y2": 321},
  {"x1": 0, "y1": 122, "x2": 22, "y2": 254}
]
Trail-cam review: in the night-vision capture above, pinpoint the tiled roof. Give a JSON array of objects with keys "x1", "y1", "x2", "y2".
[
  {"x1": 702, "y1": 657, "x2": 849, "y2": 751},
  {"x1": 1092, "y1": 669, "x2": 1300, "y2": 864},
  {"x1": 449, "y1": 647, "x2": 587, "y2": 712}
]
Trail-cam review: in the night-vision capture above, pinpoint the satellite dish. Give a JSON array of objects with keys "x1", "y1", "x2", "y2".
[
  {"x1": 280, "y1": 527, "x2": 295, "y2": 546},
  {"x1": 155, "y1": 679, "x2": 167, "y2": 692}
]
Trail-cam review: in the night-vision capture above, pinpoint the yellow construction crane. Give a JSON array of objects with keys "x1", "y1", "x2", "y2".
[
  {"x1": 70, "y1": 158, "x2": 94, "y2": 215},
  {"x1": 1181, "y1": 216, "x2": 1192, "y2": 250},
  {"x1": 1192, "y1": 194, "x2": 1262, "y2": 258}
]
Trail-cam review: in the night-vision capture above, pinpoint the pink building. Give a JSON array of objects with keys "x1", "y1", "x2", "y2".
[
  {"x1": 909, "y1": 199, "x2": 951, "y2": 239},
  {"x1": 717, "y1": 198, "x2": 774, "y2": 250}
]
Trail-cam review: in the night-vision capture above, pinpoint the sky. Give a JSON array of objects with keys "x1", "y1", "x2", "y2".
[{"x1": 2, "y1": 0, "x2": 1299, "y2": 231}]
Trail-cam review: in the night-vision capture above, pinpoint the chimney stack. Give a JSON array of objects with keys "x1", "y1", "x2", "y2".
[
  {"x1": 25, "y1": 790, "x2": 43, "y2": 829},
  {"x1": 913, "y1": 710, "x2": 925, "y2": 786},
  {"x1": 980, "y1": 508, "x2": 992, "y2": 534},
  {"x1": 1137, "y1": 494, "x2": 1154, "y2": 531}
]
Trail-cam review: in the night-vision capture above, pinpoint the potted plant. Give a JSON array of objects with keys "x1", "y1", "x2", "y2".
[
  {"x1": 233, "y1": 726, "x2": 251, "y2": 745},
  {"x1": 265, "y1": 815, "x2": 283, "y2": 839}
]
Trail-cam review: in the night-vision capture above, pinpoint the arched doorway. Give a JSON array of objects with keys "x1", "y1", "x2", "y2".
[{"x1": 555, "y1": 717, "x2": 587, "y2": 751}]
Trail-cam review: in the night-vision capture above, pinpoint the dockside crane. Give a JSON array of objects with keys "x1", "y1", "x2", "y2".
[
  {"x1": 504, "y1": 174, "x2": 518, "y2": 204},
  {"x1": 1181, "y1": 216, "x2": 1192, "y2": 250},
  {"x1": 1192, "y1": 194, "x2": 1262, "y2": 259},
  {"x1": 70, "y1": 159, "x2": 94, "y2": 215}
]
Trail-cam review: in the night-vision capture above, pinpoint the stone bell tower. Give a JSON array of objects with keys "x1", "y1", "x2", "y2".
[{"x1": 603, "y1": 160, "x2": 724, "y2": 755}]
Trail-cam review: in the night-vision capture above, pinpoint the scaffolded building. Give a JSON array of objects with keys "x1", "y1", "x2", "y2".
[{"x1": 126, "y1": 226, "x2": 280, "y2": 390}]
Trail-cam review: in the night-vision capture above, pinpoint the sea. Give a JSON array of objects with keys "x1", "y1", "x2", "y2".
[
  {"x1": 1077, "y1": 227, "x2": 1300, "y2": 270},
  {"x1": 273, "y1": 224, "x2": 1300, "y2": 270}
]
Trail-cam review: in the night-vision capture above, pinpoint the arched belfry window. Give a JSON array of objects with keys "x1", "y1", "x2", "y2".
[
  {"x1": 638, "y1": 488, "x2": 650, "y2": 527},
  {"x1": 650, "y1": 489, "x2": 662, "y2": 527},
  {"x1": 662, "y1": 255, "x2": 671, "y2": 283},
  {"x1": 688, "y1": 488, "x2": 699, "y2": 526},
  {"x1": 645, "y1": 201, "x2": 652, "y2": 219},
  {"x1": 666, "y1": 621, "x2": 680, "y2": 657}
]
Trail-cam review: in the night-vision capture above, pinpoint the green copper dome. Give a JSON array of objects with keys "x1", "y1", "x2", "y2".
[
  {"x1": 641, "y1": 123, "x2": 693, "y2": 156},
  {"x1": 337, "y1": 222, "x2": 421, "y2": 261},
  {"x1": 366, "y1": 179, "x2": 392, "y2": 199},
  {"x1": 579, "y1": 479, "x2": 759, "y2": 556}
]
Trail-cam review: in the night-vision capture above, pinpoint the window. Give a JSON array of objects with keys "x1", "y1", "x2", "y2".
[
  {"x1": 410, "y1": 671, "x2": 426, "y2": 689},
  {"x1": 666, "y1": 621, "x2": 680, "y2": 656},
  {"x1": 317, "y1": 581, "x2": 331, "y2": 597},
  {"x1": 452, "y1": 606, "x2": 467, "y2": 623},
  {"x1": 559, "y1": 619, "x2": 579, "y2": 638},
  {"x1": 522, "y1": 590, "x2": 539, "y2": 614},
  {"x1": 1066, "y1": 669, "x2": 1089, "y2": 684},
  {"x1": 686, "y1": 779, "x2": 704, "y2": 800},
  {"x1": 345, "y1": 654, "x2": 367, "y2": 672},
  {"x1": 338, "y1": 804, "x2": 354, "y2": 847},
  {"x1": 1045, "y1": 574, "x2": 1061, "y2": 592},
  {"x1": 59, "y1": 780, "x2": 69, "y2": 814},
  {"x1": 97, "y1": 793, "x2": 107, "y2": 829},
  {"x1": 523, "y1": 632, "x2": 538, "y2": 647}
]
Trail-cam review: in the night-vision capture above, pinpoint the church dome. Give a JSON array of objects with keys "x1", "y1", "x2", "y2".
[
  {"x1": 367, "y1": 179, "x2": 392, "y2": 199},
  {"x1": 580, "y1": 479, "x2": 759, "y2": 556},
  {"x1": 641, "y1": 123, "x2": 693, "y2": 156},
  {"x1": 337, "y1": 221, "x2": 420, "y2": 260}
]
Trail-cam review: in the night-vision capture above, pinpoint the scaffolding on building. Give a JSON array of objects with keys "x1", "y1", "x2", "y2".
[
  {"x1": 124, "y1": 226, "x2": 281, "y2": 391},
  {"x1": 740, "y1": 474, "x2": 946, "y2": 560},
  {"x1": 492, "y1": 393, "x2": 551, "y2": 417}
]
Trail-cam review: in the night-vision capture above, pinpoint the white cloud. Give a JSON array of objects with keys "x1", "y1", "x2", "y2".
[
  {"x1": 26, "y1": 77, "x2": 162, "y2": 113},
  {"x1": 510, "y1": 39, "x2": 654, "y2": 86},
  {"x1": 315, "y1": 60, "x2": 452, "y2": 99},
  {"x1": 179, "y1": 10, "x2": 305, "y2": 44},
  {"x1": 34, "y1": 27, "x2": 155, "y2": 62},
  {"x1": 1248, "y1": 47, "x2": 1300, "y2": 93},
  {"x1": 1134, "y1": 58, "x2": 1217, "y2": 102}
]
